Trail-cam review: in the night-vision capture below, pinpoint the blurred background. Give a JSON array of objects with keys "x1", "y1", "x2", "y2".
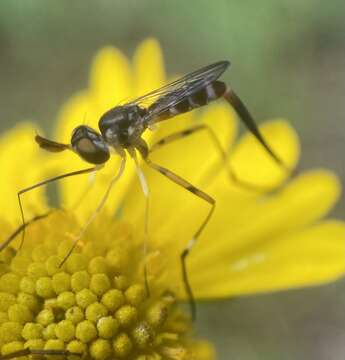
[{"x1": 0, "y1": 1, "x2": 344, "y2": 359}]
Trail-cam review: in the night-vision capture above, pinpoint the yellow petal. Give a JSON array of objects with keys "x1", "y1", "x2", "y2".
[
  {"x1": 189, "y1": 220, "x2": 345, "y2": 299},
  {"x1": 201, "y1": 103, "x2": 238, "y2": 150},
  {"x1": 55, "y1": 91, "x2": 90, "y2": 143},
  {"x1": 153, "y1": 169, "x2": 342, "y2": 299},
  {"x1": 230, "y1": 120, "x2": 300, "y2": 188},
  {"x1": 89, "y1": 46, "x2": 132, "y2": 119},
  {"x1": 132, "y1": 38, "x2": 165, "y2": 97},
  {"x1": 196, "y1": 169, "x2": 341, "y2": 270},
  {"x1": 0, "y1": 123, "x2": 48, "y2": 225}
]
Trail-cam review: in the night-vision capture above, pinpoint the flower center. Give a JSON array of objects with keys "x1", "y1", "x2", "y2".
[{"x1": 0, "y1": 212, "x2": 195, "y2": 360}]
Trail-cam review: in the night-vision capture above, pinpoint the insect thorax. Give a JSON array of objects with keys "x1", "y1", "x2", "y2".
[{"x1": 98, "y1": 105, "x2": 148, "y2": 148}]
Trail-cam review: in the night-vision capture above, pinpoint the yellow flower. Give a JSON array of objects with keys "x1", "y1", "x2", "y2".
[{"x1": 0, "y1": 38, "x2": 344, "y2": 359}]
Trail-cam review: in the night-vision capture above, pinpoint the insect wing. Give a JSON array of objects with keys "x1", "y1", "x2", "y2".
[{"x1": 129, "y1": 61, "x2": 230, "y2": 121}]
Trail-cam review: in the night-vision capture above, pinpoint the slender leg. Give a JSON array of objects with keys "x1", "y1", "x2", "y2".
[
  {"x1": 0, "y1": 348, "x2": 82, "y2": 360},
  {"x1": 2, "y1": 170, "x2": 99, "y2": 253},
  {"x1": 59, "y1": 157, "x2": 126, "y2": 267},
  {"x1": 142, "y1": 154, "x2": 215, "y2": 321},
  {"x1": 129, "y1": 148, "x2": 151, "y2": 297},
  {"x1": 150, "y1": 124, "x2": 275, "y2": 192},
  {"x1": 14, "y1": 166, "x2": 100, "y2": 251},
  {"x1": 0, "y1": 211, "x2": 52, "y2": 252}
]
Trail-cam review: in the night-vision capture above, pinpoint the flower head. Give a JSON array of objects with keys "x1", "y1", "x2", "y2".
[
  {"x1": 0, "y1": 38, "x2": 344, "y2": 359},
  {"x1": 0, "y1": 212, "x2": 213, "y2": 359}
]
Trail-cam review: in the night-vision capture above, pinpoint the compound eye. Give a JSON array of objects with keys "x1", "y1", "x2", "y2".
[{"x1": 71, "y1": 125, "x2": 110, "y2": 164}]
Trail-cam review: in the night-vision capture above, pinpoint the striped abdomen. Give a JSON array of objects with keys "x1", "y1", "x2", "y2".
[{"x1": 153, "y1": 81, "x2": 226, "y2": 122}]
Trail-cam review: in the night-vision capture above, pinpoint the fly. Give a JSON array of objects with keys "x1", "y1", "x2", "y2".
[{"x1": 2, "y1": 60, "x2": 288, "y2": 321}]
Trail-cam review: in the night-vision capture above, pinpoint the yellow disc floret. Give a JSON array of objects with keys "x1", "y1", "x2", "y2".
[
  {"x1": 8, "y1": 304, "x2": 33, "y2": 323},
  {"x1": 75, "y1": 320, "x2": 97, "y2": 343},
  {"x1": 52, "y1": 272, "x2": 71, "y2": 294},
  {"x1": 22, "y1": 323, "x2": 43, "y2": 340},
  {"x1": 96, "y1": 316, "x2": 119, "y2": 339},
  {"x1": 0, "y1": 273, "x2": 20, "y2": 294},
  {"x1": 43, "y1": 323, "x2": 57, "y2": 340},
  {"x1": 36, "y1": 309, "x2": 55, "y2": 326},
  {"x1": 57, "y1": 291, "x2": 76, "y2": 310},
  {"x1": 76, "y1": 289, "x2": 97, "y2": 309},
  {"x1": 0, "y1": 293, "x2": 16, "y2": 312},
  {"x1": 101, "y1": 289, "x2": 124, "y2": 311},
  {"x1": 89, "y1": 274, "x2": 111, "y2": 296},
  {"x1": 89, "y1": 338, "x2": 112, "y2": 360},
  {"x1": 0, "y1": 212, "x2": 211, "y2": 359},
  {"x1": 65, "y1": 306, "x2": 84, "y2": 324},
  {"x1": 71, "y1": 271, "x2": 90, "y2": 292}
]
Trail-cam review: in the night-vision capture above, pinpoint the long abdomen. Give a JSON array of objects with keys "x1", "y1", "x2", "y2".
[{"x1": 154, "y1": 81, "x2": 226, "y2": 121}]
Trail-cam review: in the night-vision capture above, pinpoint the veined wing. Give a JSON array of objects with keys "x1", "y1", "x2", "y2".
[{"x1": 128, "y1": 60, "x2": 230, "y2": 121}]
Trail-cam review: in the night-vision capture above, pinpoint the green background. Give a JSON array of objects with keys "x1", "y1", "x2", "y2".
[{"x1": 1, "y1": 1, "x2": 344, "y2": 359}]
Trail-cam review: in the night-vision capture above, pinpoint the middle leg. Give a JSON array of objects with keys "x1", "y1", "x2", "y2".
[
  {"x1": 150, "y1": 123, "x2": 277, "y2": 192},
  {"x1": 128, "y1": 148, "x2": 151, "y2": 296},
  {"x1": 136, "y1": 143, "x2": 215, "y2": 321}
]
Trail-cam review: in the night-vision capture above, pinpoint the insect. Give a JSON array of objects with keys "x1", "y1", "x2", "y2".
[{"x1": 3, "y1": 61, "x2": 287, "y2": 325}]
